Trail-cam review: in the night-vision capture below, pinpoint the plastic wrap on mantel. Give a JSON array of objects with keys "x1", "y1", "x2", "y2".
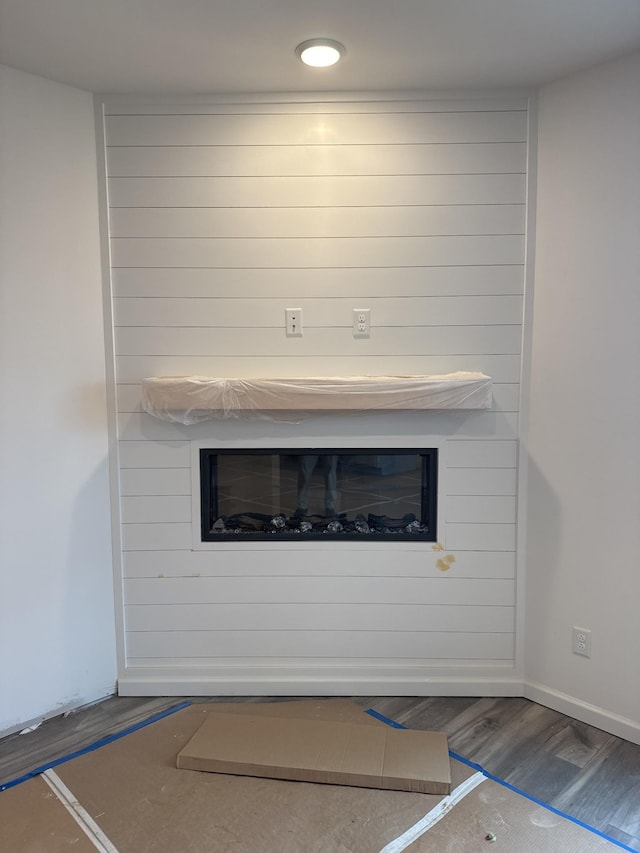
[{"x1": 140, "y1": 373, "x2": 493, "y2": 424}]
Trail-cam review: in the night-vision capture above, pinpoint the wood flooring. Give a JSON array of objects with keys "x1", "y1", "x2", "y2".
[{"x1": 1, "y1": 694, "x2": 638, "y2": 851}]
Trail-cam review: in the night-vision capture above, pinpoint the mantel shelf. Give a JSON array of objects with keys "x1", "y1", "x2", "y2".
[{"x1": 140, "y1": 373, "x2": 493, "y2": 424}]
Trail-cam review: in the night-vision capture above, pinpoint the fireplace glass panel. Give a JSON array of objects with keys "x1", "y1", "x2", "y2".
[{"x1": 200, "y1": 448, "x2": 437, "y2": 541}]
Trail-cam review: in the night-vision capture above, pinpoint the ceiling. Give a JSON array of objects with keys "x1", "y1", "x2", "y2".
[{"x1": 1, "y1": 0, "x2": 639, "y2": 96}]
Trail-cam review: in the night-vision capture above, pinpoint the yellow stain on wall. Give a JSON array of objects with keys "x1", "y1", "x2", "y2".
[
  {"x1": 436, "y1": 554, "x2": 456, "y2": 572},
  {"x1": 432, "y1": 542, "x2": 445, "y2": 552}
]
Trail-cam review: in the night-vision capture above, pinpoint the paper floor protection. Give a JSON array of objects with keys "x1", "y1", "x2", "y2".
[{"x1": 0, "y1": 698, "x2": 629, "y2": 853}]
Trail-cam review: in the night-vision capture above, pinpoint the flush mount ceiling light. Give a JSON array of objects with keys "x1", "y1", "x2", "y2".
[{"x1": 296, "y1": 38, "x2": 345, "y2": 68}]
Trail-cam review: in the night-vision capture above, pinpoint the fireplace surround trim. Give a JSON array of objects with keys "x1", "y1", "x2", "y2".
[
  {"x1": 189, "y1": 436, "x2": 448, "y2": 551},
  {"x1": 199, "y1": 446, "x2": 438, "y2": 543}
]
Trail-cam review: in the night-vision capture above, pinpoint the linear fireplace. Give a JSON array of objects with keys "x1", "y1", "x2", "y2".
[{"x1": 200, "y1": 448, "x2": 438, "y2": 542}]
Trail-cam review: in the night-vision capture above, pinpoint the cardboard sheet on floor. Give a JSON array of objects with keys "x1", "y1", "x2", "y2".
[
  {"x1": 177, "y1": 711, "x2": 451, "y2": 794},
  {"x1": 403, "y1": 778, "x2": 620, "y2": 852},
  {"x1": 0, "y1": 774, "x2": 98, "y2": 852},
  {"x1": 54, "y1": 699, "x2": 452, "y2": 852},
  {"x1": 0, "y1": 698, "x2": 625, "y2": 853}
]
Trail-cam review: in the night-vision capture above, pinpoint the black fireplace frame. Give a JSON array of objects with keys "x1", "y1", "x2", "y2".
[{"x1": 199, "y1": 447, "x2": 438, "y2": 543}]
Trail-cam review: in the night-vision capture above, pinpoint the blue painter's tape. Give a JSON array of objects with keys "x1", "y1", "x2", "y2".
[
  {"x1": 365, "y1": 708, "x2": 407, "y2": 729},
  {"x1": 447, "y1": 749, "x2": 638, "y2": 853},
  {"x1": 0, "y1": 700, "x2": 192, "y2": 793},
  {"x1": 366, "y1": 707, "x2": 638, "y2": 853}
]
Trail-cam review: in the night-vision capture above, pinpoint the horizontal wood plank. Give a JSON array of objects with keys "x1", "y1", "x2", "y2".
[
  {"x1": 118, "y1": 440, "x2": 191, "y2": 468},
  {"x1": 110, "y1": 234, "x2": 525, "y2": 268},
  {"x1": 120, "y1": 467, "x2": 192, "y2": 496},
  {"x1": 490, "y1": 384, "x2": 519, "y2": 412},
  {"x1": 106, "y1": 142, "x2": 527, "y2": 177},
  {"x1": 446, "y1": 466, "x2": 517, "y2": 495},
  {"x1": 124, "y1": 629, "x2": 514, "y2": 660},
  {"x1": 447, "y1": 440, "x2": 518, "y2": 468},
  {"x1": 122, "y1": 547, "x2": 516, "y2": 579},
  {"x1": 105, "y1": 110, "x2": 528, "y2": 147},
  {"x1": 122, "y1": 657, "x2": 515, "y2": 673},
  {"x1": 123, "y1": 575, "x2": 515, "y2": 606},
  {"x1": 446, "y1": 495, "x2": 517, "y2": 524},
  {"x1": 121, "y1": 495, "x2": 191, "y2": 524},
  {"x1": 114, "y1": 324, "x2": 522, "y2": 357},
  {"x1": 116, "y1": 411, "x2": 519, "y2": 441},
  {"x1": 446, "y1": 522, "x2": 517, "y2": 551},
  {"x1": 122, "y1": 522, "x2": 192, "y2": 551},
  {"x1": 108, "y1": 174, "x2": 526, "y2": 208},
  {"x1": 113, "y1": 294, "x2": 523, "y2": 328},
  {"x1": 111, "y1": 265, "x2": 525, "y2": 299},
  {"x1": 108, "y1": 204, "x2": 525, "y2": 239},
  {"x1": 104, "y1": 98, "x2": 529, "y2": 115},
  {"x1": 124, "y1": 602, "x2": 515, "y2": 633},
  {"x1": 115, "y1": 354, "x2": 522, "y2": 383}
]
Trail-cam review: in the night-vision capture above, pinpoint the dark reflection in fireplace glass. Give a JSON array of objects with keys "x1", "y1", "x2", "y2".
[{"x1": 200, "y1": 448, "x2": 437, "y2": 541}]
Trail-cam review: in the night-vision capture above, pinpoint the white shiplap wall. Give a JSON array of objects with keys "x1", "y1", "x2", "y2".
[{"x1": 102, "y1": 95, "x2": 527, "y2": 695}]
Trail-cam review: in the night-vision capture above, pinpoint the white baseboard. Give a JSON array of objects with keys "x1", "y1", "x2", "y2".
[
  {"x1": 118, "y1": 673, "x2": 640, "y2": 745},
  {"x1": 524, "y1": 680, "x2": 640, "y2": 745},
  {"x1": 118, "y1": 673, "x2": 524, "y2": 697}
]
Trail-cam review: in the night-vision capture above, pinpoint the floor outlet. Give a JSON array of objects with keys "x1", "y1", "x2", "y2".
[
  {"x1": 285, "y1": 308, "x2": 303, "y2": 337},
  {"x1": 572, "y1": 626, "x2": 591, "y2": 658},
  {"x1": 353, "y1": 308, "x2": 371, "y2": 338}
]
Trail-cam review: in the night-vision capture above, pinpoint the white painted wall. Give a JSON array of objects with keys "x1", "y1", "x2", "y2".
[
  {"x1": 0, "y1": 65, "x2": 117, "y2": 734},
  {"x1": 102, "y1": 95, "x2": 528, "y2": 695},
  {"x1": 525, "y1": 51, "x2": 640, "y2": 742}
]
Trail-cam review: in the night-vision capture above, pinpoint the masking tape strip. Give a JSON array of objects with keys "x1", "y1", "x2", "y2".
[
  {"x1": 42, "y1": 768, "x2": 120, "y2": 853},
  {"x1": 366, "y1": 708, "x2": 637, "y2": 853},
  {"x1": 0, "y1": 700, "x2": 191, "y2": 792},
  {"x1": 378, "y1": 771, "x2": 485, "y2": 853}
]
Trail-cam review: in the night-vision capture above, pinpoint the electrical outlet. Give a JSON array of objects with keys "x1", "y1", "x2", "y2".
[
  {"x1": 353, "y1": 308, "x2": 370, "y2": 338},
  {"x1": 285, "y1": 308, "x2": 303, "y2": 337},
  {"x1": 572, "y1": 626, "x2": 591, "y2": 658}
]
